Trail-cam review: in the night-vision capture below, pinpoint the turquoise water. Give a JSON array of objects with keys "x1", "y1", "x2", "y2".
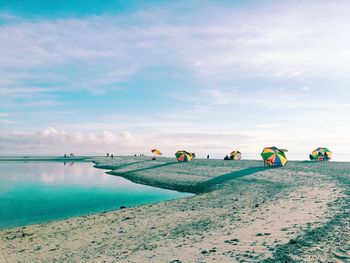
[{"x1": 0, "y1": 161, "x2": 192, "y2": 228}]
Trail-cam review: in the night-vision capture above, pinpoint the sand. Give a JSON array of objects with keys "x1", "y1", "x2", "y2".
[{"x1": 0, "y1": 157, "x2": 349, "y2": 262}]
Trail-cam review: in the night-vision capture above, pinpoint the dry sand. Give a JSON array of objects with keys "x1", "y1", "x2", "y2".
[{"x1": 0, "y1": 157, "x2": 349, "y2": 262}]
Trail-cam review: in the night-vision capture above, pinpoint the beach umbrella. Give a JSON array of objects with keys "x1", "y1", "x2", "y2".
[
  {"x1": 261, "y1": 146, "x2": 288, "y2": 167},
  {"x1": 151, "y1": 149, "x2": 162, "y2": 156},
  {"x1": 230, "y1": 151, "x2": 242, "y2": 160},
  {"x1": 175, "y1": 150, "x2": 193, "y2": 162},
  {"x1": 311, "y1": 147, "x2": 332, "y2": 161}
]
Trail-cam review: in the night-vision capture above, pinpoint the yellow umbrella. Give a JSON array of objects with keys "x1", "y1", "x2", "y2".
[
  {"x1": 261, "y1": 146, "x2": 288, "y2": 167},
  {"x1": 151, "y1": 149, "x2": 162, "y2": 156},
  {"x1": 230, "y1": 151, "x2": 241, "y2": 160},
  {"x1": 175, "y1": 150, "x2": 193, "y2": 162}
]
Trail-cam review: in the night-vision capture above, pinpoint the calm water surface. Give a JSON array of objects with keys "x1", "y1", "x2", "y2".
[{"x1": 0, "y1": 161, "x2": 192, "y2": 228}]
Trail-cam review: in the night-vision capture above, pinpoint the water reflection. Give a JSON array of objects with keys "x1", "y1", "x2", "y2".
[
  {"x1": 63, "y1": 162, "x2": 75, "y2": 166},
  {"x1": 0, "y1": 162, "x2": 126, "y2": 187},
  {"x1": 0, "y1": 161, "x2": 192, "y2": 228}
]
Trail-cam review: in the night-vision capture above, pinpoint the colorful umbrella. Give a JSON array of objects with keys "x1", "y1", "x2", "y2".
[
  {"x1": 175, "y1": 150, "x2": 193, "y2": 162},
  {"x1": 151, "y1": 149, "x2": 162, "y2": 156},
  {"x1": 261, "y1": 146, "x2": 288, "y2": 167},
  {"x1": 230, "y1": 151, "x2": 241, "y2": 160},
  {"x1": 311, "y1": 147, "x2": 332, "y2": 161}
]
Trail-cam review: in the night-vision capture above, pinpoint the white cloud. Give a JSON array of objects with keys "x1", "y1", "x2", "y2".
[
  {"x1": 0, "y1": 87, "x2": 49, "y2": 96},
  {"x1": 0, "y1": 119, "x2": 17, "y2": 124},
  {"x1": 0, "y1": 126, "x2": 255, "y2": 157},
  {"x1": 0, "y1": 112, "x2": 17, "y2": 124},
  {"x1": 1, "y1": 1, "x2": 350, "y2": 95},
  {"x1": 0, "y1": 128, "x2": 145, "y2": 155},
  {"x1": 23, "y1": 100, "x2": 60, "y2": 107}
]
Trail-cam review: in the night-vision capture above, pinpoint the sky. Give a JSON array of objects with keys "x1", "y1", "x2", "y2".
[{"x1": 1, "y1": 0, "x2": 350, "y2": 160}]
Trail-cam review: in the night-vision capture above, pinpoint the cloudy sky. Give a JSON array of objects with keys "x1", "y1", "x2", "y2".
[{"x1": 1, "y1": 0, "x2": 350, "y2": 160}]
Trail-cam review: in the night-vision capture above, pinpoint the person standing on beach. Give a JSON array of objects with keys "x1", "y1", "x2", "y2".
[
  {"x1": 207, "y1": 155, "x2": 210, "y2": 159},
  {"x1": 325, "y1": 152, "x2": 329, "y2": 161}
]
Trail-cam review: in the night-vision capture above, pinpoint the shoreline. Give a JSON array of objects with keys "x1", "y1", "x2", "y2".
[
  {"x1": 0, "y1": 157, "x2": 349, "y2": 262},
  {"x1": 0, "y1": 156, "x2": 94, "y2": 162},
  {"x1": 93, "y1": 157, "x2": 268, "y2": 194}
]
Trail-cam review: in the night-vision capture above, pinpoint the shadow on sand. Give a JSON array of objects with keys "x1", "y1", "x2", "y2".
[
  {"x1": 193, "y1": 166, "x2": 266, "y2": 193},
  {"x1": 122, "y1": 161, "x2": 179, "y2": 174},
  {"x1": 105, "y1": 161, "x2": 266, "y2": 194},
  {"x1": 94, "y1": 160, "x2": 152, "y2": 170}
]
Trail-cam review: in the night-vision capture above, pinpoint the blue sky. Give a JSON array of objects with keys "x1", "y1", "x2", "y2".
[{"x1": 1, "y1": 0, "x2": 350, "y2": 160}]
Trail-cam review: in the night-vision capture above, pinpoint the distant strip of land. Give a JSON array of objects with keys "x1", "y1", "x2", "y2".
[{"x1": 0, "y1": 156, "x2": 93, "y2": 162}]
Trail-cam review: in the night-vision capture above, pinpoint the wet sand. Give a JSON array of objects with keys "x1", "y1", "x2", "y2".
[{"x1": 0, "y1": 157, "x2": 349, "y2": 262}]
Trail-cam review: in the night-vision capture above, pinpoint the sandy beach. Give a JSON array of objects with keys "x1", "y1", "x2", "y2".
[
  {"x1": 2, "y1": 0, "x2": 350, "y2": 262},
  {"x1": 0, "y1": 157, "x2": 349, "y2": 262}
]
